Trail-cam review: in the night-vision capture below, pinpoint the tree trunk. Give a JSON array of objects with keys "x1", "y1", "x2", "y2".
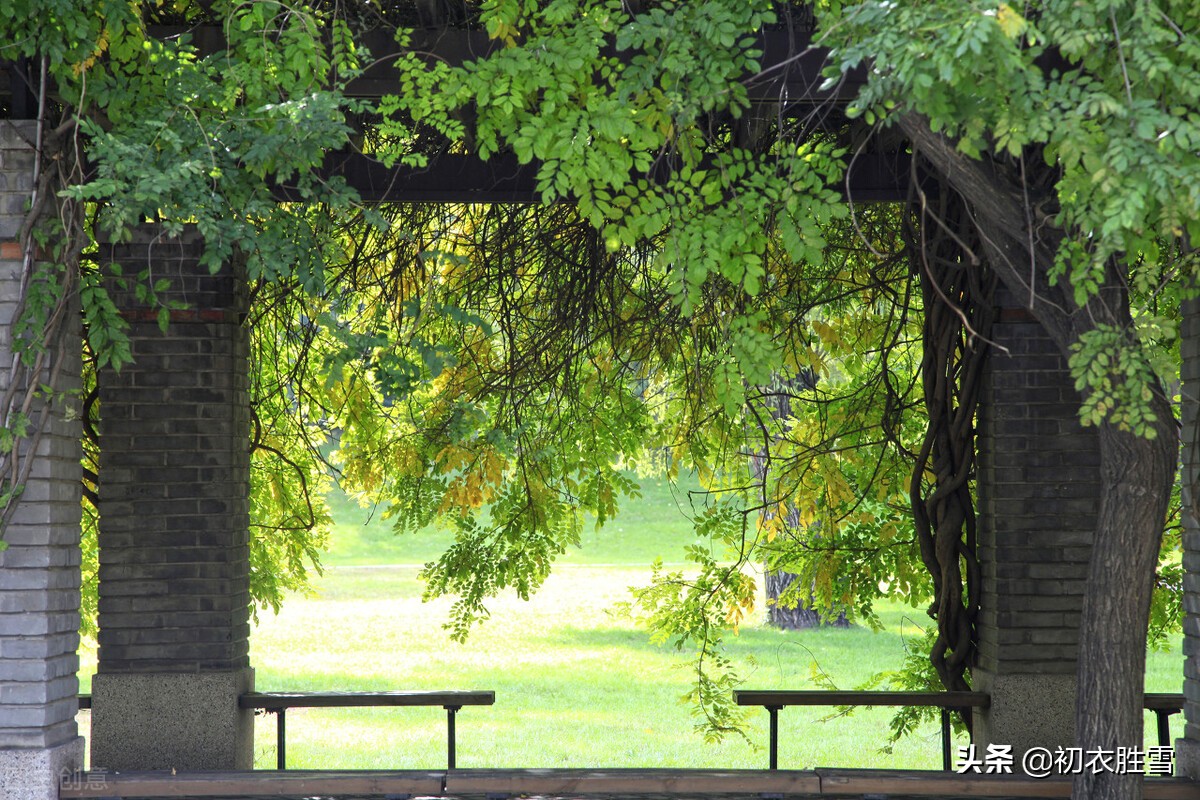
[
  {"x1": 1072, "y1": 421, "x2": 1174, "y2": 798},
  {"x1": 754, "y1": 375, "x2": 850, "y2": 630},
  {"x1": 897, "y1": 114, "x2": 1176, "y2": 800},
  {"x1": 766, "y1": 568, "x2": 850, "y2": 629}
]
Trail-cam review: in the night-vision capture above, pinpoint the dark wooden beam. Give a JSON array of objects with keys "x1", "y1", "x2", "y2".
[
  {"x1": 277, "y1": 151, "x2": 544, "y2": 204},
  {"x1": 90, "y1": 25, "x2": 890, "y2": 204},
  {"x1": 276, "y1": 149, "x2": 910, "y2": 204},
  {"x1": 0, "y1": 58, "x2": 38, "y2": 119},
  {"x1": 146, "y1": 26, "x2": 861, "y2": 106},
  {"x1": 348, "y1": 28, "x2": 863, "y2": 104}
]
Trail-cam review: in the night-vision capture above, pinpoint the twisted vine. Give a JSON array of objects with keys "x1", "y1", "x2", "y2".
[
  {"x1": 906, "y1": 173, "x2": 996, "y2": 718},
  {"x1": 0, "y1": 57, "x2": 88, "y2": 543}
]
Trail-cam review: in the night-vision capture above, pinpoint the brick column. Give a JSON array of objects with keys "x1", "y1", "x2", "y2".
[
  {"x1": 0, "y1": 121, "x2": 86, "y2": 799},
  {"x1": 1178, "y1": 297, "x2": 1200, "y2": 778},
  {"x1": 972, "y1": 288, "x2": 1100, "y2": 761},
  {"x1": 90, "y1": 228, "x2": 254, "y2": 770}
]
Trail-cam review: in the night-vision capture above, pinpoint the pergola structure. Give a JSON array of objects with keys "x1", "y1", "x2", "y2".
[{"x1": 0, "y1": 14, "x2": 1198, "y2": 800}]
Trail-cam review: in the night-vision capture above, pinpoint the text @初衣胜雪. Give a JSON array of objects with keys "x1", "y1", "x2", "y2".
[{"x1": 955, "y1": 744, "x2": 1174, "y2": 777}]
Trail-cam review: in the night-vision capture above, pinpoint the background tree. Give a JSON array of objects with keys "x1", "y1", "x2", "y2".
[{"x1": 754, "y1": 374, "x2": 852, "y2": 632}]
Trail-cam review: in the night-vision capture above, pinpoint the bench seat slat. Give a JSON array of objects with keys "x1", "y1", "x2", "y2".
[
  {"x1": 733, "y1": 690, "x2": 991, "y2": 708},
  {"x1": 1143, "y1": 693, "x2": 1186, "y2": 711},
  {"x1": 238, "y1": 690, "x2": 495, "y2": 709}
]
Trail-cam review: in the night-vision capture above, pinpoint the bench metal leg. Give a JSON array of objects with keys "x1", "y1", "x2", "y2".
[
  {"x1": 940, "y1": 708, "x2": 951, "y2": 771},
  {"x1": 277, "y1": 708, "x2": 287, "y2": 770},
  {"x1": 766, "y1": 705, "x2": 781, "y2": 770},
  {"x1": 1156, "y1": 710, "x2": 1173, "y2": 748},
  {"x1": 445, "y1": 705, "x2": 461, "y2": 769}
]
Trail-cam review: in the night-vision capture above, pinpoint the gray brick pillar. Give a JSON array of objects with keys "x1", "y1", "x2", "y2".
[
  {"x1": 972, "y1": 288, "x2": 1100, "y2": 761},
  {"x1": 0, "y1": 121, "x2": 86, "y2": 799},
  {"x1": 90, "y1": 228, "x2": 254, "y2": 771},
  {"x1": 1179, "y1": 297, "x2": 1200, "y2": 778}
]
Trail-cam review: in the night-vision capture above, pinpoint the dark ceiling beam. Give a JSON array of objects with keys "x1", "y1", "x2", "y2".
[
  {"x1": 4, "y1": 25, "x2": 896, "y2": 203},
  {"x1": 146, "y1": 26, "x2": 863, "y2": 105},
  {"x1": 183, "y1": 22, "x2": 897, "y2": 204},
  {"x1": 345, "y1": 28, "x2": 863, "y2": 104},
  {"x1": 158, "y1": 25, "x2": 890, "y2": 204},
  {"x1": 275, "y1": 151, "x2": 544, "y2": 204},
  {"x1": 275, "y1": 149, "x2": 910, "y2": 205},
  {"x1": 1, "y1": 59, "x2": 38, "y2": 119}
]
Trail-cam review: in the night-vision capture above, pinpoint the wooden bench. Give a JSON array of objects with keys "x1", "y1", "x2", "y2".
[
  {"x1": 239, "y1": 690, "x2": 495, "y2": 769},
  {"x1": 79, "y1": 690, "x2": 495, "y2": 770},
  {"x1": 735, "y1": 691, "x2": 1187, "y2": 774},
  {"x1": 1145, "y1": 693, "x2": 1187, "y2": 750},
  {"x1": 734, "y1": 690, "x2": 992, "y2": 771}
]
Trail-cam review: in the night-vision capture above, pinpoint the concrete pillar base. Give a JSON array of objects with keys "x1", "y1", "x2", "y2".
[
  {"x1": 90, "y1": 669, "x2": 254, "y2": 771},
  {"x1": 0, "y1": 736, "x2": 84, "y2": 800},
  {"x1": 1177, "y1": 737, "x2": 1200, "y2": 780},
  {"x1": 972, "y1": 670, "x2": 1076, "y2": 764}
]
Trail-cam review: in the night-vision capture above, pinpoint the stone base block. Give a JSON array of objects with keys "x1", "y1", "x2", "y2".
[
  {"x1": 0, "y1": 737, "x2": 84, "y2": 800},
  {"x1": 1177, "y1": 737, "x2": 1200, "y2": 780},
  {"x1": 89, "y1": 669, "x2": 254, "y2": 771},
  {"x1": 972, "y1": 671, "x2": 1076, "y2": 765}
]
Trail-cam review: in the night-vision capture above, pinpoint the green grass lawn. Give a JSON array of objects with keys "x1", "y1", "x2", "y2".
[
  {"x1": 76, "y1": 474, "x2": 1189, "y2": 771},
  {"x1": 247, "y1": 564, "x2": 949, "y2": 770},
  {"x1": 239, "y1": 475, "x2": 1187, "y2": 770},
  {"x1": 242, "y1": 564, "x2": 1186, "y2": 771}
]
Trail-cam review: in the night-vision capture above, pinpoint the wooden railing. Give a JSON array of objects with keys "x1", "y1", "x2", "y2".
[{"x1": 734, "y1": 690, "x2": 1186, "y2": 772}]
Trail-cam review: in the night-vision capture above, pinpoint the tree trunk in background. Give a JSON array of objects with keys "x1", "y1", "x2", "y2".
[
  {"x1": 766, "y1": 568, "x2": 850, "y2": 629},
  {"x1": 757, "y1": 374, "x2": 850, "y2": 630}
]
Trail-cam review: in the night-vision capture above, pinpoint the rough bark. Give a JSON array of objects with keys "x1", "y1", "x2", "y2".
[
  {"x1": 897, "y1": 114, "x2": 1176, "y2": 800},
  {"x1": 755, "y1": 376, "x2": 850, "y2": 630},
  {"x1": 766, "y1": 568, "x2": 850, "y2": 629}
]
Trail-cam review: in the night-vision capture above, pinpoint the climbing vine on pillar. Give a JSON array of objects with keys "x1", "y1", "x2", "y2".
[
  {"x1": 904, "y1": 176, "x2": 996, "y2": 709},
  {"x1": 0, "y1": 61, "x2": 94, "y2": 547}
]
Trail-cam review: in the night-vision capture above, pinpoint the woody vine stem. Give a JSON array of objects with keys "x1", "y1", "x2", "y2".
[
  {"x1": 906, "y1": 172, "x2": 996, "y2": 717},
  {"x1": 0, "y1": 55, "x2": 87, "y2": 545}
]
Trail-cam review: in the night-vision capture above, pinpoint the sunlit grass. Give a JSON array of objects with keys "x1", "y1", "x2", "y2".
[
  {"x1": 246, "y1": 564, "x2": 958, "y2": 770},
  {"x1": 76, "y1": 474, "x2": 1188, "y2": 771},
  {"x1": 242, "y1": 564, "x2": 1185, "y2": 770}
]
